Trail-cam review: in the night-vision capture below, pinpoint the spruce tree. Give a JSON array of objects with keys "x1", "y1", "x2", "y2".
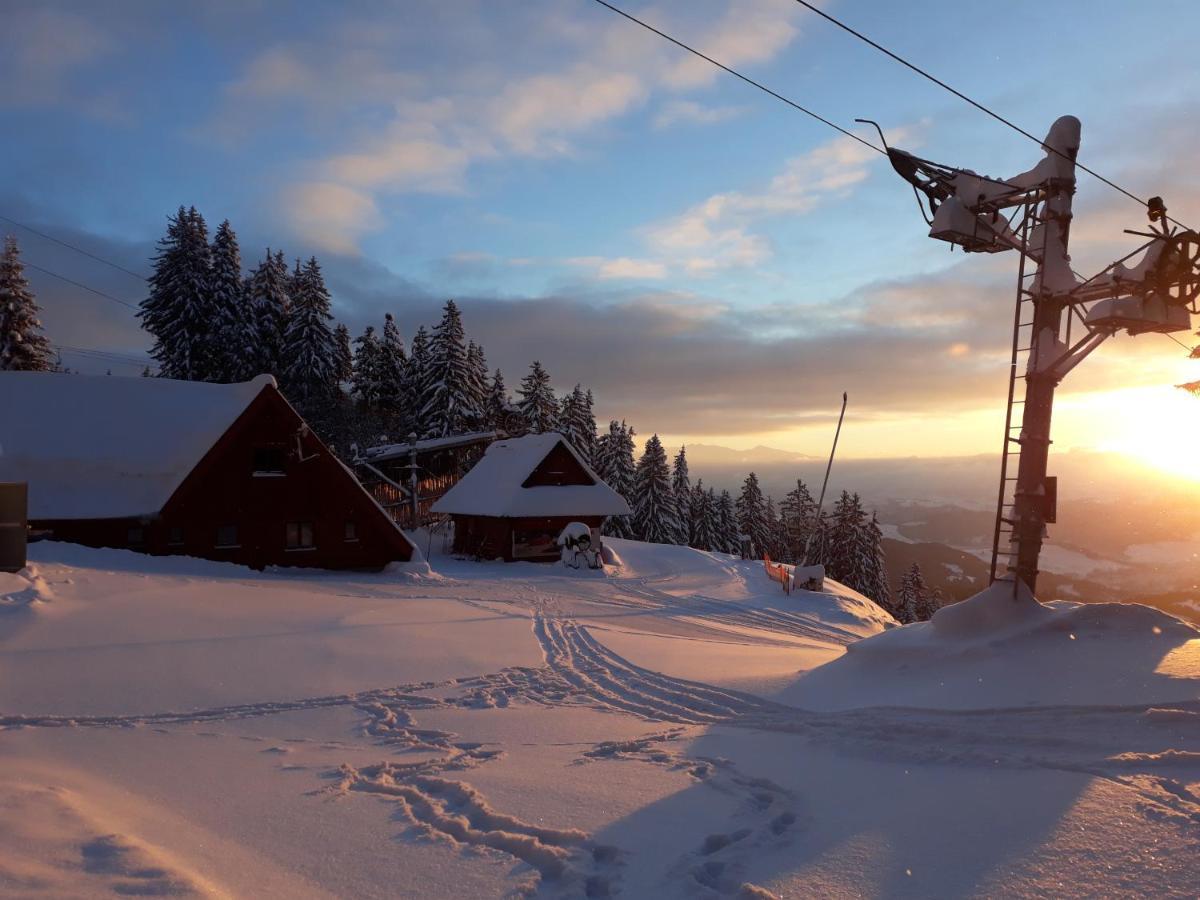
[
  {"x1": 857, "y1": 512, "x2": 892, "y2": 611},
  {"x1": 408, "y1": 325, "x2": 433, "y2": 437},
  {"x1": 421, "y1": 300, "x2": 474, "y2": 437},
  {"x1": 141, "y1": 206, "x2": 216, "y2": 380},
  {"x1": 781, "y1": 479, "x2": 818, "y2": 561},
  {"x1": 717, "y1": 490, "x2": 740, "y2": 554},
  {"x1": 633, "y1": 434, "x2": 678, "y2": 544},
  {"x1": 465, "y1": 340, "x2": 489, "y2": 429},
  {"x1": 671, "y1": 446, "x2": 691, "y2": 546},
  {"x1": 736, "y1": 472, "x2": 769, "y2": 558},
  {"x1": 0, "y1": 236, "x2": 54, "y2": 372},
  {"x1": 558, "y1": 384, "x2": 596, "y2": 462},
  {"x1": 598, "y1": 420, "x2": 638, "y2": 539},
  {"x1": 823, "y1": 491, "x2": 865, "y2": 585},
  {"x1": 488, "y1": 368, "x2": 512, "y2": 431},
  {"x1": 282, "y1": 256, "x2": 338, "y2": 403},
  {"x1": 690, "y1": 480, "x2": 716, "y2": 551},
  {"x1": 379, "y1": 313, "x2": 410, "y2": 431},
  {"x1": 208, "y1": 219, "x2": 250, "y2": 382},
  {"x1": 351, "y1": 325, "x2": 383, "y2": 409},
  {"x1": 895, "y1": 562, "x2": 939, "y2": 623},
  {"x1": 334, "y1": 323, "x2": 354, "y2": 384},
  {"x1": 246, "y1": 249, "x2": 290, "y2": 378},
  {"x1": 517, "y1": 360, "x2": 557, "y2": 434}
]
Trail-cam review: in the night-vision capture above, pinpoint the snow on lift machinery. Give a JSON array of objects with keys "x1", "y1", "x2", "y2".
[{"x1": 862, "y1": 115, "x2": 1200, "y2": 592}]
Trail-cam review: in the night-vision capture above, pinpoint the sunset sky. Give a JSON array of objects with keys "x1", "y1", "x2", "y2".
[{"x1": 4, "y1": 0, "x2": 1200, "y2": 465}]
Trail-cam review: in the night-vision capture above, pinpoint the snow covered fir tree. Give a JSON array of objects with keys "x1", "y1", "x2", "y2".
[{"x1": 0, "y1": 235, "x2": 55, "y2": 372}]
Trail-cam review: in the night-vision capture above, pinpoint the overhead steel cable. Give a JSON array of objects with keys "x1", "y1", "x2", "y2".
[
  {"x1": 787, "y1": 0, "x2": 1193, "y2": 230},
  {"x1": 0, "y1": 213, "x2": 148, "y2": 281},
  {"x1": 22, "y1": 261, "x2": 140, "y2": 310},
  {"x1": 587, "y1": 0, "x2": 883, "y2": 156}
]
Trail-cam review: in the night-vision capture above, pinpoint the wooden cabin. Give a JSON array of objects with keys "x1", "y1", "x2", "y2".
[
  {"x1": 0, "y1": 372, "x2": 416, "y2": 570},
  {"x1": 431, "y1": 432, "x2": 631, "y2": 562}
]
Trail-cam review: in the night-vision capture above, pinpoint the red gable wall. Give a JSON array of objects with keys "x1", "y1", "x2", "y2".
[{"x1": 35, "y1": 385, "x2": 414, "y2": 570}]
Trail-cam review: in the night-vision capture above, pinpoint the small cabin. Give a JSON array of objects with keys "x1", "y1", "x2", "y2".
[
  {"x1": 0, "y1": 372, "x2": 417, "y2": 570},
  {"x1": 431, "y1": 432, "x2": 631, "y2": 562}
]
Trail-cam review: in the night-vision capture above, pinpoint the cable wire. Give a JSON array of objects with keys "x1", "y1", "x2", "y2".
[
  {"x1": 23, "y1": 261, "x2": 139, "y2": 310},
  {"x1": 588, "y1": 0, "x2": 883, "y2": 155},
  {"x1": 788, "y1": 0, "x2": 1192, "y2": 230},
  {"x1": 0, "y1": 213, "x2": 148, "y2": 281}
]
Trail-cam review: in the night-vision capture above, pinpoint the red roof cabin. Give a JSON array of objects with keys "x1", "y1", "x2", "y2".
[
  {"x1": 431, "y1": 432, "x2": 631, "y2": 562},
  {"x1": 0, "y1": 372, "x2": 416, "y2": 570}
]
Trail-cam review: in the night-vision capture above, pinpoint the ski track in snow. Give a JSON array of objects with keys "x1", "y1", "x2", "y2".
[{"x1": 4, "y1": 594, "x2": 1199, "y2": 895}]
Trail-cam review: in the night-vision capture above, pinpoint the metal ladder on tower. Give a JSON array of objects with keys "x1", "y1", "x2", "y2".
[{"x1": 989, "y1": 201, "x2": 1044, "y2": 583}]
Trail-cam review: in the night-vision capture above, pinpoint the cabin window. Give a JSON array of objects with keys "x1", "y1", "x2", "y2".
[
  {"x1": 168, "y1": 527, "x2": 184, "y2": 546},
  {"x1": 344, "y1": 521, "x2": 358, "y2": 542},
  {"x1": 252, "y1": 447, "x2": 286, "y2": 475},
  {"x1": 215, "y1": 524, "x2": 239, "y2": 548},
  {"x1": 126, "y1": 526, "x2": 145, "y2": 545},
  {"x1": 286, "y1": 521, "x2": 315, "y2": 550}
]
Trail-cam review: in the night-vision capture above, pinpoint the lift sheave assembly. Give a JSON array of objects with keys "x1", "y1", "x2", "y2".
[{"x1": 880, "y1": 115, "x2": 1200, "y2": 591}]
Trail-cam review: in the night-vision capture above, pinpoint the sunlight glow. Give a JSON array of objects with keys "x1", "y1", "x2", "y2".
[{"x1": 1067, "y1": 385, "x2": 1200, "y2": 483}]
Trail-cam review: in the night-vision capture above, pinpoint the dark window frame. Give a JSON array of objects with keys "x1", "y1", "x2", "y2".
[
  {"x1": 252, "y1": 446, "x2": 287, "y2": 476},
  {"x1": 344, "y1": 521, "x2": 358, "y2": 542},
  {"x1": 215, "y1": 524, "x2": 240, "y2": 549},
  {"x1": 286, "y1": 521, "x2": 315, "y2": 550}
]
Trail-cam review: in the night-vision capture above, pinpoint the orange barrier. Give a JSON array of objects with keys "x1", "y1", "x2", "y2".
[{"x1": 762, "y1": 553, "x2": 791, "y2": 595}]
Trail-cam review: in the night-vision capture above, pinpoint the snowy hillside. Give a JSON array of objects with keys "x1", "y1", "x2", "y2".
[{"x1": 1, "y1": 538, "x2": 1198, "y2": 898}]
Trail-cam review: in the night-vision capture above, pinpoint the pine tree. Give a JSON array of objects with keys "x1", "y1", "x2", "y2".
[
  {"x1": 141, "y1": 206, "x2": 216, "y2": 380},
  {"x1": 334, "y1": 323, "x2": 353, "y2": 384},
  {"x1": 246, "y1": 248, "x2": 290, "y2": 378},
  {"x1": 597, "y1": 420, "x2": 638, "y2": 539},
  {"x1": 764, "y1": 495, "x2": 790, "y2": 562},
  {"x1": 717, "y1": 490, "x2": 740, "y2": 554},
  {"x1": 351, "y1": 325, "x2": 383, "y2": 409},
  {"x1": 518, "y1": 360, "x2": 557, "y2": 434},
  {"x1": 633, "y1": 434, "x2": 678, "y2": 544},
  {"x1": 822, "y1": 491, "x2": 865, "y2": 585},
  {"x1": 379, "y1": 313, "x2": 410, "y2": 431},
  {"x1": 736, "y1": 472, "x2": 769, "y2": 558},
  {"x1": 282, "y1": 256, "x2": 338, "y2": 403},
  {"x1": 421, "y1": 300, "x2": 474, "y2": 437},
  {"x1": 0, "y1": 236, "x2": 54, "y2": 372},
  {"x1": 208, "y1": 219, "x2": 250, "y2": 382},
  {"x1": 671, "y1": 446, "x2": 691, "y2": 546}
]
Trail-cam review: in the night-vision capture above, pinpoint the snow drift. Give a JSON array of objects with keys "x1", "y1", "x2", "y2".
[{"x1": 784, "y1": 579, "x2": 1200, "y2": 711}]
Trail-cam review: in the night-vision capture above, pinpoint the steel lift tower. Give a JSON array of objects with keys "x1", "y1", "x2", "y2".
[{"x1": 877, "y1": 116, "x2": 1200, "y2": 592}]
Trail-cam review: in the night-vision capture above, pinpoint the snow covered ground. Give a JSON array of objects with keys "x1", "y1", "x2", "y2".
[{"x1": 1, "y1": 538, "x2": 1198, "y2": 898}]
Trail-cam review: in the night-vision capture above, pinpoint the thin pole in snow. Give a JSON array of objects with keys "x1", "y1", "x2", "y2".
[{"x1": 801, "y1": 392, "x2": 847, "y2": 566}]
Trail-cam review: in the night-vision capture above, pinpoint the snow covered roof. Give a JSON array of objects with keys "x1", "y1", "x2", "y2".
[
  {"x1": 0, "y1": 371, "x2": 275, "y2": 520},
  {"x1": 359, "y1": 431, "x2": 497, "y2": 463},
  {"x1": 431, "y1": 432, "x2": 631, "y2": 518}
]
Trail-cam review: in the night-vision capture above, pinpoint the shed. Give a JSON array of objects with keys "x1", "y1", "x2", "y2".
[
  {"x1": 431, "y1": 432, "x2": 631, "y2": 561},
  {"x1": 0, "y1": 371, "x2": 416, "y2": 570}
]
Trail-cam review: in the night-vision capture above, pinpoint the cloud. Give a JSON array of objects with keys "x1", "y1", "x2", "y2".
[
  {"x1": 213, "y1": 0, "x2": 806, "y2": 250},
  {"x1": 0, "y1": 7, "x2": 118, "y2": 116},
  {"x1": 653, "y1": 100, "x2": 744, "y2": 129},
  {"x1": 567, "y1": 256, "x2": 669, "y2": 280},
  {"x1": 643, "y1": 129, "x2": 900, "y2": 274},
  {"x1": 281, "y1": 182, "x2": 383, "y2": 256}
]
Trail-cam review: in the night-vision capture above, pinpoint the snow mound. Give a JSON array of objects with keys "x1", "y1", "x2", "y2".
[
  {"x1": 783, "y1": 580, "x2": 1200, "y2": 710},
  {"x1": 0, "y1": 566, "x2": 52, "y2": 610}
]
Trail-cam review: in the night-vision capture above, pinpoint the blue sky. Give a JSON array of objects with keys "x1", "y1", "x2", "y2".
[{"x1": 4, "y1": 0, "x2": 1200, "y2": 457}]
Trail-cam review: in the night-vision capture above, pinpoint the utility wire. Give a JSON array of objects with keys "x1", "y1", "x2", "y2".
[
  {"x1": 0, "y1": 213, "x2": 148, "y2": 281},
  {"x1": 23, "y1": 261, "x2": 139, "y2": 310},
  {"x1": 587, "y1": 0, "x2": 883, "y2": 155},
  {"x1": 787, "y1": 0, "x2": 1192, "y2": 230}
]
